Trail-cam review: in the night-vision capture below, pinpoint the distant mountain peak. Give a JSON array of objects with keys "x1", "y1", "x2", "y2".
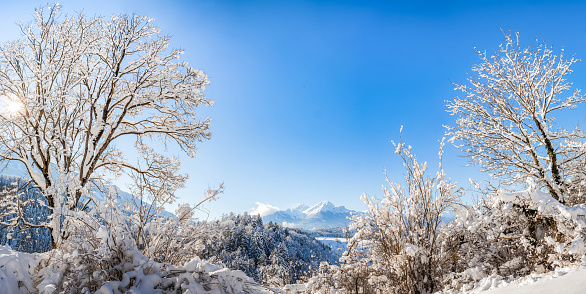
[
  {"x1": 291, "y1": 204, "x2": 310, "y2": 212},
  {"x1": 303, "y1": 201, "x2": 346, "y2": 216},
  {"x1": 256, "y1": 201, "x2": 364, "y2": 230}
]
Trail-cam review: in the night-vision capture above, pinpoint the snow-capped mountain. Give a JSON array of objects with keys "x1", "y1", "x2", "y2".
[{"x1": 261, "y1": 201, "x2": 364, "y2": 230}]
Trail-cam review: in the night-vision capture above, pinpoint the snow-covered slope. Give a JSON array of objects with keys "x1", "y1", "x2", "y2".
[
  {"x1": 261, "y1": 201, "x2": 363, "y2": 230},
  {"x1": 460, "y1": 264, "x2": 586, "y2": 294}
]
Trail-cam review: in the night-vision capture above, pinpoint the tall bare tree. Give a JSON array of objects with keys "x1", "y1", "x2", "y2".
[
  {"x1": 0, "y1": 5, "x2": 212, "y2": 248},
  {"x1": 446, "y1": 32, "x2": 586, "y2": 203}
]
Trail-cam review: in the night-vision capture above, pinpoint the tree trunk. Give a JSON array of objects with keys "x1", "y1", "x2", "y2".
[
  {"x1": 532, "y1": 114, "x2": 565, "y2": 203},
  {"x1": 49, "y1": 226, "x2": 57, "y2": 249}
]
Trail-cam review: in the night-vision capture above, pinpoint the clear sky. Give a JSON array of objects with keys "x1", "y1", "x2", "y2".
[{"x1": 2, "y1": 0, "x2": 586, "y2": 220}]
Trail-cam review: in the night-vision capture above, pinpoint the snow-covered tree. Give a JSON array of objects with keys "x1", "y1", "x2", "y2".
[
  {"x1": 0, "y1": 5, "x2": 212, "y2": 248},
  {"x1": 446, "y1": 32, "x2": 586, "y2": 203}
]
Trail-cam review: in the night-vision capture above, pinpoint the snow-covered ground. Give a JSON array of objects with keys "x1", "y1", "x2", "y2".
[
  {"x1": 461, "y1": 265, "x2": 586, "y2": 294},
  {"x1": 0, "y1": 245, "x2": 37, "y2": 293},
  {"x1": 316, "y1": 237, "x2": 347, "y2": 256}
]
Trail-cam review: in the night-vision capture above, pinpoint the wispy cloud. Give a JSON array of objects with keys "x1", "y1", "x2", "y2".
[{"x1": 250, "y1": 202, "x2": 281, "y2": 217}]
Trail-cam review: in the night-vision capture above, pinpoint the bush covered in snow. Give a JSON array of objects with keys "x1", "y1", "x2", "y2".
[
  {"x1": 302, "y1": 136, "x2": 463, "y2": 294},
  {"x1": 440, "y1": 180, "x2": 586, "y2": 292},
  {"x1": 301, "y1": 149, "x2": 586, "y2": 293}
]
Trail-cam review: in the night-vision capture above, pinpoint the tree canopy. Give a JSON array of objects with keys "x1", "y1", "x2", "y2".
[{"x1": 0, "y1": 5, "x2": 212, "y2": 247}]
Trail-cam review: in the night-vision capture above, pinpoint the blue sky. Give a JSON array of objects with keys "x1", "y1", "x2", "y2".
[{"x1": 2, "y1": 1, "x2": 586, "y2": 219}]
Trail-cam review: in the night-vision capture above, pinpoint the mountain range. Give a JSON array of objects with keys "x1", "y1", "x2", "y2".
[{"x1": 261, "y1": 201, "x2": 364, "y2": 230}]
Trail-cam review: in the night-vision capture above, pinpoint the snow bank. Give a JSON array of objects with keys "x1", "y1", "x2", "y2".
[
  {"x1": 0, "y1": 245, "x2": 38, "y2": 293},
  {"x1": 464, "y1": 264, "x2": 586, "y2": 294}
]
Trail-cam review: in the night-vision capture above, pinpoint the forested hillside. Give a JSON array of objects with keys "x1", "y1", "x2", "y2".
[{"x1": 195, "y1": 213, "x2": 337, "y2": 286}]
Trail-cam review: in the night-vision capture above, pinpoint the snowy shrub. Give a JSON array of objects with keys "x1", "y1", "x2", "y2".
[
  {"x1": 24, "y1": 189, "x2": 271, "y2": 293},
  {"x1": 319, "y1": 136, "x2": 463, "y2": 294},
  {"x1": 303, "y1": 262, "x2": 347, "y2": 294},
  {"x1": 2, "y1": 243, "x2": 279, "y2": 294},
  {"x1": 441, "y1": 196, "x2": 544, "y2": 290},
  {"x1": 33, "y1": 247, "x2": 272, "y2": 294},
  {"x1": 140, "y1": 203, "x2": 209, "y2": 266},
  {"x1": 32, "y1": 189, "x2": 136, "y2": 292},
  {"x1": 441, "y1": 178, "x2": 586, "y2": 292}
]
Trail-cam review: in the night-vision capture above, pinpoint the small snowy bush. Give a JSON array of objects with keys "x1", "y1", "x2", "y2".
[
  {"x1": 314, "y1": 136, "x2": 463, "y2": 293},
  {"x1": 441, "y1": 178, "x2": 586, "y2": 292}
]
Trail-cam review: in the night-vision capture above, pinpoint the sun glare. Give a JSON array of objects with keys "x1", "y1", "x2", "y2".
[{"x1": 0, "y1": 94, "x2": 24, "y2": 117}]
